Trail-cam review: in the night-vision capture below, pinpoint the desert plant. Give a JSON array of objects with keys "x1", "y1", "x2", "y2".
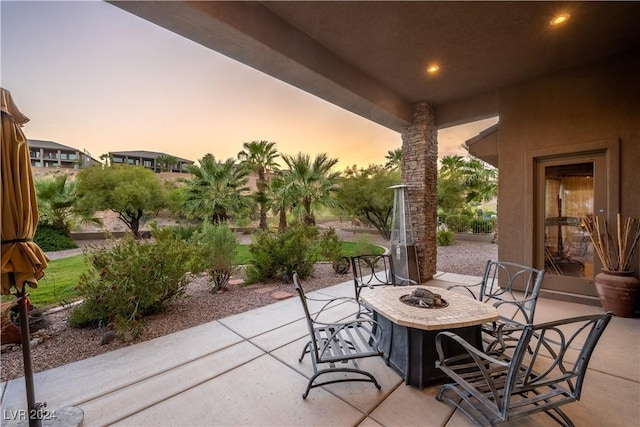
[
  {"x1": 33, "y1": 222, "x2": 77, "y2": 251},
  {"x1": 445, "y1": 214, "x2": 471, "y2": 233},
  {"x1": 69, "y1": 231, "x2": 196, "y2": 338},
  {"x1": 192, "y1": 222, "x2": 238, "y2": 292},
  {"x1": 317, "y1": 227, "x2": 350, "y2": 274},
  {"x1": 436, "y1": 230, "x2": 455, "y2": 246},
  {"x1": 245, "y1": 224, "x2": 316, "y2": 283},
  {"x1": 471, "y1": 217, "x2": 495, "y2": 234},
  {"x1": 164, "y1": 223, "x2": 202, "y2": 241}
]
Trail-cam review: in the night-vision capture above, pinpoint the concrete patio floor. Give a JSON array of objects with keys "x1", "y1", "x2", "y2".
[{"x1": 1, "y1": 272, "x2": 638, "y2": 426}]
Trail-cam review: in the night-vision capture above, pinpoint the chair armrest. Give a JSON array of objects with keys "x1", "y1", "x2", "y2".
[
  {"x1": 436, "y1": 331, "x2": 508, "y2": 368},
  {"x1": 436, "y1": 331, "x2": 511, "y2": 408},
  {"x1": 445, "y1": 282, "x2": 481, "y2": 299},
  {"x1": 492, "y1": 298, "x2": 536, "y2": 324}
]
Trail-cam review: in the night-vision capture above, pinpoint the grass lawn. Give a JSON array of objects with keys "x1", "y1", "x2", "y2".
[
  {"x1": 2, "y1": 241, "x2": 384, "y2": 309},
  {"x1": 1, "y1": 254, "x2": 87, "y2": 309}
]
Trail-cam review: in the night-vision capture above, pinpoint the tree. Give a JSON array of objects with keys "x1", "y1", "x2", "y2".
[
  {"x1": 76, "y1": 165, "x2": 167, "y2": 238},
  {"x1": 99, "y1": 153, "x2": 112, "y2": 167},
  {"x1": 281, "y1": 152, "x2": 341, "y2": 226},
  {"x1": 462, "y1": 158, "x2": 498, "y2": 203},
  {"x1": 268, "y1": 170, "x2": 295, "y2": 232},
  {"x1": 155, "y1": 154, "x2": 178, "y2": 172},
  {"x1": 35, "y1": 174, "x2": 100, "y2": 236},
  {"x1": 182, "y1": 154, "x2": 252, "y2": 224},
  {"x1": 336, "y1": 165, "x2": 400, "y2": 239},
  {"x1": 237, "y1": 140, "x2": 279, "y2": 230},
  {"x1": 437, "y1": 174, "x2": 467, "y2": 214},
  {"x1": 384, "y1": 148, "x2": 403, "y2": 171},
  {"x1": 439, "y1": 155, "x2": 467, "y2": 180},
  {"x1": 437, "y1": 154, "x2": 498, "y2": 216}
]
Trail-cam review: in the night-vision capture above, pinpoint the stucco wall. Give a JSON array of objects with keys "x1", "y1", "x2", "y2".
[{"x1": 497, "y1": 50, "x2": 640, "y2": 273}]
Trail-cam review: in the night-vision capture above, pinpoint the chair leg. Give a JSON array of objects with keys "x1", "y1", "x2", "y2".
[
  {"x1": 298, "y1": 341, "x2": 311, "y2": 363},
  {"x1": 437, "y1": 384, "x2": 497, "y2": 427},
  {"x1": 542, "y1": 404, "x2": 575, "y2": 427},
  {"x1": 302, "y1": 367, "x2": 382, "y2": 399}
]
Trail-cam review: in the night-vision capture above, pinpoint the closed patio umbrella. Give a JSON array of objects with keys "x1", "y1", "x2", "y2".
[
  {"x1": 1, "y1": 87, "x2": 48, "y2": 295},
  {"x1": 1, "y1": 88, "x2": 82, "y2": 427}
]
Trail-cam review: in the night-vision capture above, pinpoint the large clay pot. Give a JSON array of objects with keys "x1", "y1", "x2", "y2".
[{"x1": 594, "y1": 271, "x2": 640, "y2": 318}]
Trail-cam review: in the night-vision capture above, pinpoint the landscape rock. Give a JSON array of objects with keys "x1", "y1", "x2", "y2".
[
  {"x1": 100, "y1": 330, "x2": 117, "y2": 345},
  {"x1": 271, "y1": 291, "x2": 293, "y2": 300}
]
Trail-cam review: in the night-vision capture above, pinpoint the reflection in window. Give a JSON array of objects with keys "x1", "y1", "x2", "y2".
[{"x1": 544, "y1": 163, "x2": 594, "y2": 279}]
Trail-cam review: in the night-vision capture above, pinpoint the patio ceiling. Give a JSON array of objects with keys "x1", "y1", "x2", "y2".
[{"x1": 109, "y1": 1, "x2": 640, "y2": 130}]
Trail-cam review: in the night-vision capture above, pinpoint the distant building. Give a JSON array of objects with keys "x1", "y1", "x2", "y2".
[
  {"x1": 108, "y1": 150, "x2": 194, "y2": 173},
  {"x1": 28, "y1": 139, "x2": 99, "y2": 169}
]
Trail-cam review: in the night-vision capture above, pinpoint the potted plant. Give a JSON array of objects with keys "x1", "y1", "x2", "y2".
[{"x1": 583, "y1": 214, "x2": 640, "y2": 317}]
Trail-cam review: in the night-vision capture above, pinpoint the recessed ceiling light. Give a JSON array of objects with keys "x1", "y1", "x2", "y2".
[
  {"x1": 550, "y1": 13, "x2": 570, "y2": 26},
  {"x1": 426, "y1": 65, "x2": 440, "y2": 74}
]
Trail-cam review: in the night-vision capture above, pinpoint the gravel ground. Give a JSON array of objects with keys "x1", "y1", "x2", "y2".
[{"x1": 1, "y1": 230, "x2": 496, "y2": 383}]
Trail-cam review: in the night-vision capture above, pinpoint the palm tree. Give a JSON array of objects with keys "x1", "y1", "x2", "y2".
[
  {"x1": 182, "y1": 154, "x2": 252, "y2": 224},
  {"x1": 155, "y1": 154, "x2": 178, "y2": 172},
  {"x1": 384, "y1": 148, "x2": 403, "y2": 171},
  {"x1": 237, "y1": 140, "x2": 279, "y2": 231},
  {"x1": 438, "y1": 155, "x2": 467, "y2": 180},
  {"x1": 35, "y1": 174, "x2": 100, "y2": 236},
  {"x1": 269, "y1": 171, "x2": 294, "y2": 232},
  {"x1": 281, "y1": 152, "x2": 341, "y2": 226},
  {"x1": 463, "y1": 158, "x2": 498, "y2": 203},
  {"x1": 437, "y1": 155, "x2": 498, "y2": 215}
]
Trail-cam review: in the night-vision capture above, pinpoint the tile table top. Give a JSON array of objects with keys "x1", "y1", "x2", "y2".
[{"x1": 360, "y1": 285, "x2": 498, "y2": 331}]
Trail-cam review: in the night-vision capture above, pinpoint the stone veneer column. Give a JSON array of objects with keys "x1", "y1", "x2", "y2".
[{"x1": 401, "y1": 101, "x2": 438, "y2": 281}]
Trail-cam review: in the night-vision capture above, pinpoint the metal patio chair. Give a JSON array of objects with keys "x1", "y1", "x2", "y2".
[
  {"x1": 294, "y1": 272, "x2": 383, "y2": 399},
  {"x1": 447, "y1": 260, "x2": 545, "y2": 352},
  {"x1": 351, "y1": 254, "x2": 396, "y2": 299},
  {"x1": 350, "y1": 254, "x2": 416, "y2": 317},
  {"x1": 435, "y1": 312, "x2": 613, "y2": 427}
]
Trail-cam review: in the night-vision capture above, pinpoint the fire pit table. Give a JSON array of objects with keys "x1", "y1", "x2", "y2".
[{"x1": 360, "y1": 285, "x2": 499, "y2": 388}]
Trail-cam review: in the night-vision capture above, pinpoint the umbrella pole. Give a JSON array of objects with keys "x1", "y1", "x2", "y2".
[{"x1": 17, "y1": 291, "x2": 42, "y2": 427}]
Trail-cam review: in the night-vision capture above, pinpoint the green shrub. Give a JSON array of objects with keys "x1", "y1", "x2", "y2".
[
  {"x1": 245, "y1": 224, "x2": 316, "y2": 283},
  {"x1": 33, "y1": 222, "x2": 77, "y2": 251},
  {"x1": 163, "y1": 224, "x2": 201, "y2": 241},
  {"x1": 436, "y1": 230, "x2": 455, "y2": 246},
  {"x1": 69, "y1": 231, "x2": 196, "y2": 339},
  {"x1": 471, "y1": 218, "x2": 495, "y2": 234},
  {"x1": 317, "y1": 228, "x2": 350, "y2": 274},
  {"x1": 316, "y1": 227, "x2": 342, "y2": 261},
  {"x1": 192, "y1": 222, "x2": 238, "y2": 292},
  {"x1": 445, "y1": 215, "x2": 471, "y2": 233}
]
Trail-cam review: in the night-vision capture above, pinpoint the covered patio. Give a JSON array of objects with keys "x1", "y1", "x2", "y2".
[
  {"x1": 2, "y1": 273, "x2": 638, "y2": 426},
  {"x1": 107, "y1": 1, "x2": 640, "y2": 303}
]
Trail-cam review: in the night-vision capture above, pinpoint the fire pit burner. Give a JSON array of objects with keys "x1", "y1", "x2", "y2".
[{"x1": 400, "y1": 288, "x2": 448, "y2": 309}]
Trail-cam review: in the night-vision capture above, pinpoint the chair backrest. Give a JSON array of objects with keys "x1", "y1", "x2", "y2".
[
  {"x1": 293, "y1": 272, "x2": 315, "y2": 334},
  {"x1": 350, "y1": 254, "x2": 396, "y2": 299},
  {"x1": 499, "y1": 313, "x2": 613, "y2": 418},
  {"x1": 479, "y1": 260, "x2": 545, "y2": 324}
]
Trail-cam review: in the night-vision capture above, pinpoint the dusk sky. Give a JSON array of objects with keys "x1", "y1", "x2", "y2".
[{"x1": 2, "y1": 1, "x2": 497, "y2": 170}]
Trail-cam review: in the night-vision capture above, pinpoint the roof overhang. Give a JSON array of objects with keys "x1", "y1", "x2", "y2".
[{"x1": 108, "y1": 1, "x2": 640, "y2": 131}]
